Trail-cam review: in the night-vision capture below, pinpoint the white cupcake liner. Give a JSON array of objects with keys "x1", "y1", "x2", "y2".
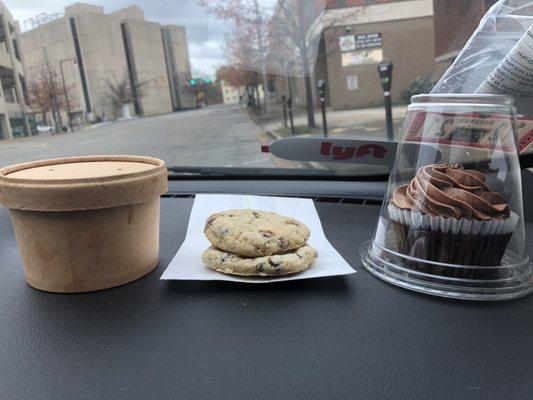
[{"x1": 387, "y1": 204, "x2": 519, "y2": 235}]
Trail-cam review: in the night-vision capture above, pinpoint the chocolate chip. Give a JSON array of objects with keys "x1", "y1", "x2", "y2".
[
  {"x1": 278, "y1": 238, "x2": 287, "y2": 249},
  {"x1": 204, "y1": 217, "x2": 215, "y2": 231},
  {"x1": 206, "y1": 214, "x2": 219, "y2": 223},
  {"x1": 267, "y1": 259, "x2": 283, "y2": 274},
  {"x1": 252, "y1": 211, "x2": 260, "y2": 218}
]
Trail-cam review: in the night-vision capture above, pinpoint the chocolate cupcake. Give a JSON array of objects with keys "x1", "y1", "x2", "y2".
[{"x1": 388, "y1": 164, "x2": 519, "y2": 278}]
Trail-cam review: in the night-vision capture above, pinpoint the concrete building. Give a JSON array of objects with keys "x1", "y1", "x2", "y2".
[
  {"x1": 20, "y1": 3, "x2": 195, "y2": 126},
  {"x1": 271, "y1": 0, "x2": 439, "y2": 110},
  {"x1": 0, "y1": 1, "x2": 31, "y2": 139},
  {"x1": 220, "y1": 80, "x2": 241, "y2": 104}
]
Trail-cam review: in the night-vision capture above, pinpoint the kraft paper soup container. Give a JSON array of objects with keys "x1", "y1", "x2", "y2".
[{"x1": 0, "y1": 156, "x2": 168, "y2": 293}]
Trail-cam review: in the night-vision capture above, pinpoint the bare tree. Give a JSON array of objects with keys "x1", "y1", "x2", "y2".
[
  {"x1": 268, "y1": 0, "x2": 347, "y2": 128},
  {"x1": 200, "y1": 0, "x2": 346, "y2": 129},
  {"x1": 27, "y1": 62, "x2": 75, "y2": 132},
  {"x1": 102, "y1": 72, "x2": 148, "y2": 118},
  {"x1": 198, "y1": 0, "x2": 272, "y2": 114},
  {"x1": 217, "y1": 65, "x2": 261, "y2": 107},
  {"x1": 27, "y1": 78, "x2": 50, "y2": 125},
  {"x1": 185, "y1": 78, "x2": 223, "y2": 107}
]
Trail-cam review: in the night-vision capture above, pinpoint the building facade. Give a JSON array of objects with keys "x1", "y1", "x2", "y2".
[
  {"x1": 271, "y1": 0, "x2": 439, "y2": 110},
  {"x1": 20, "y1": 3, "x2": 195, "y2": 126},
  {"x1": 220, "y1": 80, "x2": 241, "y2": 104},
  {"x1": 320, "y1": 0, "x2": 438, "y2": 109},
  {"x1": 0, "y1": 2, "x2": 31, "y2": 139},
  {"x1": 433, "y1": 0, "x2": 497, "y2": 65}
]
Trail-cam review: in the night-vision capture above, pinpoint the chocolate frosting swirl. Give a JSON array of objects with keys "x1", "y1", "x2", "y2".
[{"x1": 390, "y1": 164, "x2": 510, "y2": 221}]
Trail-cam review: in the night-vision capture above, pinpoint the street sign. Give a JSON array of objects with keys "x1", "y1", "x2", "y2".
[
  {"x1": 340, "y1": 33, "x2": 382, "y2": 53},
  {"x1": 347, "y1": 75, "x2": 358, "y2": 90},
  {"x1": 342, "y1": 49, "x2": 383, "y2": 66},
  {"x1": 339, "y1": 35, "x2": 356, "y2": 52},
  {"x1": 354, "y1": 33, "x2": 382, "y2": 50}
]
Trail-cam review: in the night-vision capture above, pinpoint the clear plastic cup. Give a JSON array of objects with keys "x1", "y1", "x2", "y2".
[{"x1": 360, "y1": 94, "x2": 533, "y2": 301}]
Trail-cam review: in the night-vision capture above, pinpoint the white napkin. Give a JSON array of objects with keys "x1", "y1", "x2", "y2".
[{"x1": 160, "y1": 194, "x2": 355, "y2": 283}]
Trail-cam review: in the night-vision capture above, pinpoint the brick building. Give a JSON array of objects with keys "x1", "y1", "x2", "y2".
[
  {"x1": 433, "y1": 0, "x2": 497, "y2": 65},
  {"x1": 270, "y1": 0, "x2": 439, "y2": 111}
]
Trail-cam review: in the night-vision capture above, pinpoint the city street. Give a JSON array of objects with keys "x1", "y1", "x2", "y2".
[{"x1": 0, "y1": 104, "x2": 275, "y2": 169}]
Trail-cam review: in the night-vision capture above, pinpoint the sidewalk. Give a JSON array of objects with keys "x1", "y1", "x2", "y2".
[{"x1": 261, "y1": 105, "x2": 407, "y2": 141}]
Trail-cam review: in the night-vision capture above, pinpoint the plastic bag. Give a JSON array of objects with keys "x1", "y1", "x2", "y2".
[{"x1": 432, "y1": 0, "x2": 533, "y2": 115}]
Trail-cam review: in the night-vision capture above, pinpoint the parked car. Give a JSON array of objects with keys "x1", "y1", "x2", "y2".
[{"x1": 36, "y1": 125, "x2": 53, "y2": 134}]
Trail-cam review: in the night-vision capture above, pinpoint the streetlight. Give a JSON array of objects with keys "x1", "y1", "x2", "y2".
[{"x1": 59, "y1": 57, "x2": 76, "y2": 131}]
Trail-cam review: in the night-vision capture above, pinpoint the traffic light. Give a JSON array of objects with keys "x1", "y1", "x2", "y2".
[
  {"x1": 203, "y1": 77, "x2": 212, "y2": 84},
  {"x1": 189, "y1": 79, "x2": 197, "y2": 86}
]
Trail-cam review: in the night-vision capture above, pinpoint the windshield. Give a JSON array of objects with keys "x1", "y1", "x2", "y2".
[{"x1": 0, "y1": 0, "x2": 493, "y2": 177}]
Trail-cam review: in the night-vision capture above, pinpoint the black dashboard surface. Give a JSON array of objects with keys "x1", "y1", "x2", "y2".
[{"x1": 1, "y1": 177, "x2": 533, "y2": 400}]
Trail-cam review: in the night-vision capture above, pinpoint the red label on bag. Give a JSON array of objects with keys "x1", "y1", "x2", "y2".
[{"x1": 403, "y1": 110, "x2": 532, "y2": 154}]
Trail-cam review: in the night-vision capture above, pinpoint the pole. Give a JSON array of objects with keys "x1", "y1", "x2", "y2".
[
  {"x1": 48, "y1": 65, "x2": 62, "y2": 134},
  {"x1": 287, "y1": 75, "x2": 295, "y2": 135},
  {"x1": 321, "y1": 96, "x2": 327, "y2": 138},
  {"x1": 378, "y1": 61, "x2": 394, "y2": 141},
  {"x1": 318, "y1": 80, "x2": 327, "y2": 138},
  {"x1": 281, "y1": 95, "x2": 287, "y2": 129},
  {"x1": 288, "y1": 97, "x2": 295, "y2": 135},
  {"x1": 384, "y1": 91, "x2": 393, "y2": 141},
  {"x1": 253, "y1": 0, "x2": 270, "y2": 115},
  {"x1": 60, "y1": 59, "x2": 73, "y2": 131}
]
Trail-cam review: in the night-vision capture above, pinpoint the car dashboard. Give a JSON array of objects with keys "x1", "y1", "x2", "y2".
[{"x1": 1, "y1": 173, "x2": 533, "y2": 399}]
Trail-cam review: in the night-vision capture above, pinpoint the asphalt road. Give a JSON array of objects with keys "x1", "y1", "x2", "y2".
[{"x1": 0, "y1": 104, "x2": 275, "y2": 169}]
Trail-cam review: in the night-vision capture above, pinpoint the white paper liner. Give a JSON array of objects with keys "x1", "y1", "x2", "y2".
[{"x1": 387, "y1": 204, "x2": 519, "y2": 235}]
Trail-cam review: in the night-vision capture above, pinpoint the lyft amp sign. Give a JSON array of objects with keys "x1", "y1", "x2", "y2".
[{"x1": 267, "y1": 137, "x2": 398, "y2": 166}]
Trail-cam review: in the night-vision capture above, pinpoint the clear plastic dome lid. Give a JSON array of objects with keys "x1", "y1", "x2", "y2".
[{"x1": 360, "y1": 94, "x2": 533, "y2": 301}]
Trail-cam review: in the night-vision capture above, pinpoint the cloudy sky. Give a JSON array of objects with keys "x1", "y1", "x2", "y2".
[{"x1": 4, "y1": 0, "x2": 238, "y2": 77}]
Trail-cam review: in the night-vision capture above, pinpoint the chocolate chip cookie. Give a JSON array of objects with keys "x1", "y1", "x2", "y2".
[
  {"x1": 202, "y1": 245, "x2": 318, "y2": 276},
  {"x1": 204, "y1": 209, "x2": 310, "y2": 257}
]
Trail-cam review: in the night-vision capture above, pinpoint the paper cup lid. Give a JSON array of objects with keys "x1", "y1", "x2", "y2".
[{"x1": 0, "y1": 155, "x2": 168, "y2": 211}]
